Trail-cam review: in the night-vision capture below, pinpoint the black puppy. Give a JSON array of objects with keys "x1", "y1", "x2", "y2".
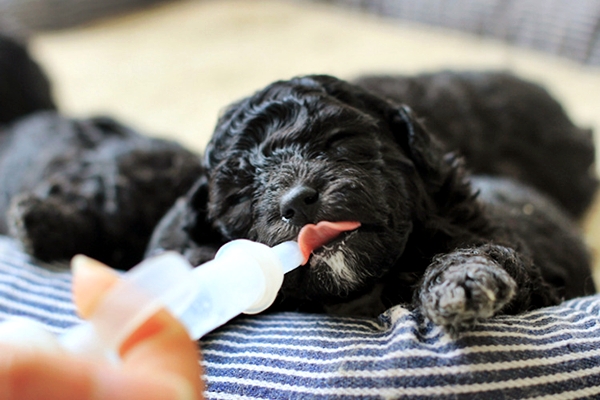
[
  {"x1": 0, "y1": 33, "x2": 203, "y2": 270},
  {"x1": 149, "y1": 72, "x2": 597, "y2": 332}
]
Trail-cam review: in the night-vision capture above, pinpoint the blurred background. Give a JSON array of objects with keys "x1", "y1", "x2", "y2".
[{"x1": 2, "y1": 0, "x2": 600, "y2": 282}]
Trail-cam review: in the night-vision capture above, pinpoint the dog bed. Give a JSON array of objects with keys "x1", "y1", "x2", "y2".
[{"x1": 2, "y1": 235, "x2": 599, "y2": 399}]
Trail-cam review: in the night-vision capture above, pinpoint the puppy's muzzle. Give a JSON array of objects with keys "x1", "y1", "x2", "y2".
[{"x1": 280, "y1": 185, "x2": 319, "y2": 226}]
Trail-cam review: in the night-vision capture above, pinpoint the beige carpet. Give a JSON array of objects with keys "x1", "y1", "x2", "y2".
[{"x1": 28, "y1": 0, "x2": 600, "y2": 284}]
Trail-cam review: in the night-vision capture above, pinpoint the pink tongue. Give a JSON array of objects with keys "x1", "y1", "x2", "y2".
[{"x1": 297, "y1": 221, "x2": 361, "y2": 265}]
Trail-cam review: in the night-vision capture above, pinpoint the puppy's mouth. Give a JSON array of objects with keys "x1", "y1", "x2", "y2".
[{"x1": 297, "y1": 221, "x2": 361, "y2": 264}]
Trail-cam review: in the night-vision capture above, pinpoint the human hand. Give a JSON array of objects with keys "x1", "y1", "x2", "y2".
[{"x1": 0, "y1": 256, "x2": 204, "y2": 400}]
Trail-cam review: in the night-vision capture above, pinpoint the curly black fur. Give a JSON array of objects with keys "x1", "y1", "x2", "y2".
[
  {"x1": 149, "y1": 73, "x2": 597, "y2": 332},
  {"x1": 355, "y1": 72, "x2": 598, "y2": 219}
]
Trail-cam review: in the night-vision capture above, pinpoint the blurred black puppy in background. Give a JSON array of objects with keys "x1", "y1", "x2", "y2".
[
  {"x1": 0, "y1": 33, "x2": 55, "y2": 125},
  {"x1": 149, "y1": 72, "x2": 597, "y2": 332},
  {"x1": 0, "y1": 33, "x2": 202, "y2": 269}
]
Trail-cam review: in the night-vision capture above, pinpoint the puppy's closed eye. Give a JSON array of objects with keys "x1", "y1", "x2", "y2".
[
  {"x1": 228, "y1": 193, "x2": 253, "y2": 206},
  {"x1": 324, "y1": 131, "x2": 358, "y2": 150}
]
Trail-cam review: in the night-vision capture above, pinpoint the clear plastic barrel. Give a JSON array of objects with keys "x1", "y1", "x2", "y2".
[{"x1": 58, "y1": 240, "x2": 303, "y2": 360}]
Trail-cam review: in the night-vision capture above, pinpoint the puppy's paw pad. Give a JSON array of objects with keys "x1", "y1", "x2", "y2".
[{"x1": 420, "y1": 259, "x2": 516, "y2": 333}]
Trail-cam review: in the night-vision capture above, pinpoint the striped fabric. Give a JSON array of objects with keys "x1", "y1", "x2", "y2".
[{"x1": 1, "y1": 236, "x2": 600, "y2": 399}]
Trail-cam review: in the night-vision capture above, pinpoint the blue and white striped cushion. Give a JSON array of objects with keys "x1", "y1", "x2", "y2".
[{"x1": 1, "y1": 235, "x2": 599, "y2": 399}]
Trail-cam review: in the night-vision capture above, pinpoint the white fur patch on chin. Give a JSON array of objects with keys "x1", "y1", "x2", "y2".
[{"x1": 320, "y1": 248, "x2": 359, "y2": 287}]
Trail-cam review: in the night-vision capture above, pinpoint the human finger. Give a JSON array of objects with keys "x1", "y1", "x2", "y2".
[
  {"x1": 71, "y1": 255, "x2": 205, "y2": 399},
  {"x1": 0, "y1": 346, "x2": 194, "y2": 400}
]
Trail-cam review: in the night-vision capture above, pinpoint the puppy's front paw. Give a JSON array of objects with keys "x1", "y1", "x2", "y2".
[
  {"x1": 419, "y1": 256, "x2": 516, "y2": 333},
  {"x1": 7, "y1": 193, "x2": 96, "y2": 263}
]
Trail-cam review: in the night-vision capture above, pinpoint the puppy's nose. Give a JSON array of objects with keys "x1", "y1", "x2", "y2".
[{"x1": 280, "y1": 185, "x2": 319, "y2": 226}]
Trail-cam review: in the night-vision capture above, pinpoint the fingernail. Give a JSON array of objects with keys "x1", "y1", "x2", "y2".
[
  {"x1": 71, "y1": 254, "x2": 119, "y2": 318},
  {"x1": 71, "y1": 254, "x2": 108, "y2": 275}
]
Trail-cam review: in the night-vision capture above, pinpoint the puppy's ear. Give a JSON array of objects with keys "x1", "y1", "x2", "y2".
[
  {"x1": 389, "y1": 105, "x2": 453, "y2": 191},
  {"x1": 315, "y1": 75, "x2": 456, "y2": 192},
  {"x1": 386, "y1": 103, "x2": 478, "y2": 227},
  {"x1": 146, "y1": 175, "x2": 225, "y2": 265}
]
